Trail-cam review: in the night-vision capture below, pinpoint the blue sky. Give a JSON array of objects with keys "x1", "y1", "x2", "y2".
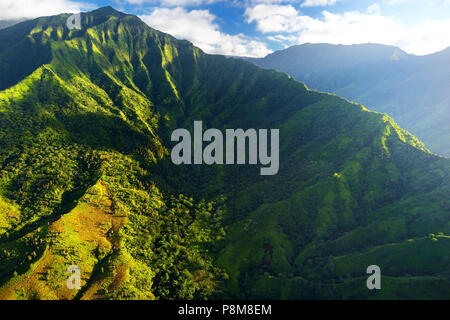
[{"x1": 1, "y1": 0, "x2": 450, "y2": 57}]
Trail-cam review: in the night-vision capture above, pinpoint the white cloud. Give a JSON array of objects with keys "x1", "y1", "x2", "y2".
[
  {"x1": 367, "y1": 3, "x2": 381, "y2": 14},
  {"x1": 124, "y1": 0, "x2": 294, "y2": 6},
  {"x1": 386, "y1": 0, "x2": 407, "y2": 5},
  {"x1": 245, "y1": 4, "x2": 308, "y2": 33},
  {"x1": 249, "y1": 0, "x2": 295, "y2": 3},
  {"x1": 300, "y1": 0, "x2": 337, "y2": 7},
  {"x1": 245, "y1": 5, "x2": 450, "y2": 55},
  {"x1": 140, "y1": 7, "x2": 271, "y2": 57},
  {"x1": 159, "y1": 0, "x2": 220, "y2": 4},
  {"x1": 122, "y1": 0, "x2": 222, "y2": 6},
  {"x1": 267, "y1": 34, "x2": 298, "y2": 48},
  {"x1": 0, "y1": 0, "x2": 95, "y2": 20}
]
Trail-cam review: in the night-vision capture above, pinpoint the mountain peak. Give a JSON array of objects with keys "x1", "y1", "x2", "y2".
[
  {"x1": 286, "y1": 42, "x2": 408, "y2": 57},
  {"x1": 89, "y1": 6, "x2": 126, "y2": 18}
]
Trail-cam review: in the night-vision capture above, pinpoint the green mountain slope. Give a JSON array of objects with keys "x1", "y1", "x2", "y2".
[
  {"x1": 0, "y1": 7, "x2": 449, "y2": 300},
  {"x1": 248, "y1": 43, "x2": 450, "y2": 157}
]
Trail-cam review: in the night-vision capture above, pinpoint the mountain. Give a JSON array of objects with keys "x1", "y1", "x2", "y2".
[
  {"x1": 0, "y1": 7, "x2": 449, "y2": 300},
  {"x1": 0, "y1": 20, "x2": 21, "y2": 30},
  {"x1": 247, "y1": 43, "x2": 450, "y2": 157}
]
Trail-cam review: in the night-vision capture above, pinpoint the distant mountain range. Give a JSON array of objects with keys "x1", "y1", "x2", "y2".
[
  {"x1": 0, "y1": 20, "x2": 21, "y2": 30},
  {"x1": 247, "y1": 43, "x2": 450, "y2": 157},
  {"x1": 0, "y1": 8, "x2": 449, "y2": 300}
]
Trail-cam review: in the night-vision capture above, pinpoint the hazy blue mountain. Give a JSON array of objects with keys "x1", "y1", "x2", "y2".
[
  {"x1": 248, "y1": 43, "x2": 450, "y2": 157},
  {"x1": 0, "y1": 20, "x2": 22, "y2": 30}
]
